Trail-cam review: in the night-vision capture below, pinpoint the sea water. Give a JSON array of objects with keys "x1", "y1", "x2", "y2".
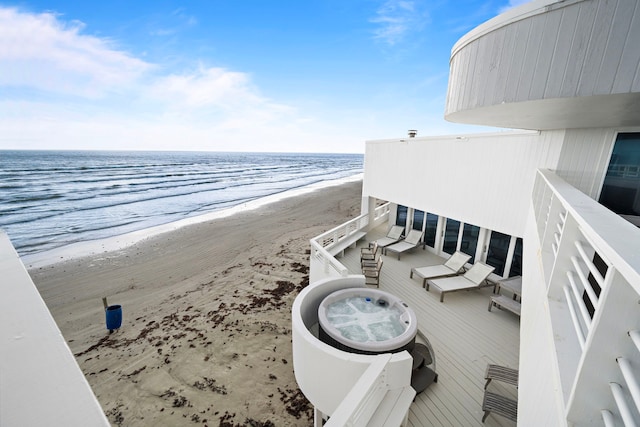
[
  {"x1": 326, "y1": 297, "x2": 406, "y2": 342},
  {"x1": 0, "y1": 150, "x2": 363, "y2": 256}
]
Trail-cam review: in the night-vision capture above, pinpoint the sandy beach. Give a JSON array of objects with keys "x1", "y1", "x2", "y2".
[{"x1": 28, "y1": 180, "x2": 363, "y2": 426}]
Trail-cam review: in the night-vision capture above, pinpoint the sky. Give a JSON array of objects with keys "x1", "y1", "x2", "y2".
[{"x1": 0, "y1": 0, "x2": 532, "y2": 153}]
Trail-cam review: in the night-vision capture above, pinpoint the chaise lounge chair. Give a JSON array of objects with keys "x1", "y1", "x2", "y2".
[
  {"x1": 371, "y1": 225, "x2": 405, "y2": 251},
  {"x1": 425, "y1": 262, "x2": 496, "y2": 302},
  {"x1": 385, "y1": 229, "x2": 424, "y2": 260},
  {"x1": 410, "y1": 251, "x2": 472, "y2": 287}
]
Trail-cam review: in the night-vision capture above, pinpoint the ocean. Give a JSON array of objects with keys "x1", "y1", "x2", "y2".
[{"x1": 0, "y1": 150, "x2": 363, "y2": 257}]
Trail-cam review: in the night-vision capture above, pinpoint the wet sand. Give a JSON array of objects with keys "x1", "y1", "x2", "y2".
[{"x1": 29, "y1": 180, "x2": 363, "y2": 426}]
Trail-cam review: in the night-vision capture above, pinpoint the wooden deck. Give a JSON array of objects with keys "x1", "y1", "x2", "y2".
[{"x1": 336, "y1": 227, "x2": 520, "y2": 427}]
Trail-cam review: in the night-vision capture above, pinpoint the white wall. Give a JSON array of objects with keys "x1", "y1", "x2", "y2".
[
  {"x1": 0, "y1": 231, "x2": 109, "y2": 426},
  {"x1": 363, "y1": 130, "x2": 564, "y2": 237}
]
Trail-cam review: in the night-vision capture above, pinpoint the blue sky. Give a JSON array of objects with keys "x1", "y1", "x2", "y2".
[{"x1": 0, "y1": 0, "x2": 530, "y2": 153}]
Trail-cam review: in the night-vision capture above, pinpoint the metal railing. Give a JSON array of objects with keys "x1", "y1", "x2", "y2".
[{"x1": 533, "y1": 170, "x2": 640, "y2": 425}]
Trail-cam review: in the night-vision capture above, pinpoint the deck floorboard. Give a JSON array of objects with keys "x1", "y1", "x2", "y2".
[{"x1": 336, "y1": 226, "x2": 520, "y2": 427}]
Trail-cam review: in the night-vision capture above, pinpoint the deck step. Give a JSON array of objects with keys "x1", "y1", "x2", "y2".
[
  {"x1": 410, "y1": 343, "x2": 433, "y2": 367},
  {"x1": 411, "y1": 366, "x2": 438, "y2": 394}
]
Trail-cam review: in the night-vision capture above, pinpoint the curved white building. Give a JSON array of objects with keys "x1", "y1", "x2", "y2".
[{"x1": 304, "y1": 0, "x2": 640, "y2": 425}]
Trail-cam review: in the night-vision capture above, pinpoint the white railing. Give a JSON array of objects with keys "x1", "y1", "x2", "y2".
[
  {"x1": 325, "y1": 353, "x2": 414, "y2": 427},
  {"x1": 309, "y1": 203, "x2": 390, "y2": 283},
  {"x1": 532, "y1": 170, "x2": 640, "y2": 425}
]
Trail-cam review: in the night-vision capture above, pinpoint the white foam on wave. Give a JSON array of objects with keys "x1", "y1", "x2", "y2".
[{"x1": 23, "y1": 173, "x2": 363, "y2": 269}]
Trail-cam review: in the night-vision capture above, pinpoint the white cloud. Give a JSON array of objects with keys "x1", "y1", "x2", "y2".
[
  {"x1": 149, "y1": 67, "x2": 260, "y2": 109},
  {"x1": 0, "y1": 7, "x2": 151, "y2": 97},
  {"x1": 0, "y1": 7, "x2": 366, "y2": 153},
  {"x1": 370, "y1": 0, "x2": 427, "y2": 46}
]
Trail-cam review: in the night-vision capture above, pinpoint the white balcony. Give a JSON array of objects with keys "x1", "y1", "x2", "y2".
[
  {"x1": 532, "y1": 169, "x2": 640, "y2": 425},
  {"x1": 306, "y1": 224, "x2": 520, "y2": 426},
  {"x1": 306, "y1": 169, "x2": 640, "y2": 425}
]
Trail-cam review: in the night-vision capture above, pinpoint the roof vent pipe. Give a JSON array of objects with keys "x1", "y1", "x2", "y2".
[{"x1": 408, "y1": 130, "x2": 417, "y2": 138}]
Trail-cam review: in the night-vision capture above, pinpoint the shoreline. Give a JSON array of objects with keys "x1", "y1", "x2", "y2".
[
  {"x1": 29, "y1": 179, "x2": 363, "y2": 426},
  {"x1": 23, "y1": 173, "x2": 363, "y2": 270}
]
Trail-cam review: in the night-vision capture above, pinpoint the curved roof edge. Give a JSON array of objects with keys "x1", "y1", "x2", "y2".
[
  {"x1": 445, "y1": 93, "x2": 640, "y2": 131},
  {"x1": 451, "y1": 0, "x2": 587, "y2": 59}
]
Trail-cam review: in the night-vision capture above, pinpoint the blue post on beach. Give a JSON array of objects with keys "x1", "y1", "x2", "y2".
[{"x1": 106, "y1": 304, "x2": 122, "y2": 332}]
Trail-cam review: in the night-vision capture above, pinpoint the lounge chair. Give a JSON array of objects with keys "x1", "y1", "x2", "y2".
[
  {"x1": 410, "y1": 251, "x2": 472, "y2": 287},
  {"x1": 371, "y1": 225, "x2": 405, "y2": 250},
  {"x1": 425, "y1": 262, "x2": 496, "y2": 302},
  {"x1": 385, "y1": 229, "x2": 424, "y2": 260},
  {"x1": 362, "y1": 258, "x2": 383, "y2": 287}
]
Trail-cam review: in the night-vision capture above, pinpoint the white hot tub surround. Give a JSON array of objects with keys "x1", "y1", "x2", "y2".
[
  {"x1": 318, "y1": 288, "x2": 417, "y2": 354},
  {"x1": 291, "y1": 276, "x2": 413, "y2": 418}
]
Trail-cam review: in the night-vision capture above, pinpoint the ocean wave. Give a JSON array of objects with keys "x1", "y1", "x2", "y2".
[{"x1": 1, "y1": 150, "x2": 363, "y2": 255}]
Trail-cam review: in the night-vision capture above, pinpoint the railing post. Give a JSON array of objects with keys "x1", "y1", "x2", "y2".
[{"x1": 367, "y1": 196, "x2": 376, "y2": 232}]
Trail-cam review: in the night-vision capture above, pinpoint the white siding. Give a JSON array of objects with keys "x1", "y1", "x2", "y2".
[
  {"x1": 449, "y1": 0, "x2": 640, "y2": 107},
  {"x1": 445, "y1": 0, "x2": 640, "y2": 130},
  {"x1": 555, "y1": 127, "x2": 640, "y2": 200},
  {"x1": 555, "y1": 128, "x2": 618, "y2": 199},
  {"x1": 362, "y1": 131, "x2": 565, "y2": 237}
]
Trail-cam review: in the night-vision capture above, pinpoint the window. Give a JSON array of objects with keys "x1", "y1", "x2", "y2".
[
  {"x1": 442, "y1": 218, "x2": 460, "y2": 255},
  {"x1": 424, "y1": 213, "x2": 438, "y2": 248},
  {"x1": 509, "y1": 238, "x2": 523, "y2": 277},
  {"x1": 486, "y1": 231, "x2": 510, "y2": 276},
  {"x1": 460, "y1": 223, "x2": 480, "y2": 263},
  {"x1": 600, "y1": 133, "x2": 640, "y2": 219},
  {"x1": 396, "y1": 205, "x2": 408, "y2": 227},
  {"x1": 413, "y1": 210, "x2": 424, "y2": 231}
]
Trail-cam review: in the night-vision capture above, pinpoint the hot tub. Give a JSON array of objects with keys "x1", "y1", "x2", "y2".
[{"x1": 317, "y1": 288, "x2": 417, "y2": 355}]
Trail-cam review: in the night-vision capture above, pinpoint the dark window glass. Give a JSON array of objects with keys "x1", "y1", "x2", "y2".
[
  {"x1": 442, "y1": 218, "x2": 460, "y2": 255},
  {"x1": 396, "y1": 205, "x2": 408, "y2": 227},
  {"x1": 460, "y1": 223, "x2": 480, "y2": 263},
  {"x1": 486, "y1": 231, "x2": 510, "y2": 276},
  {"x1": 509, "y1": 238, "x2": 523, "y2": 277},
  {"x1": 413, "y1": 210, "x2": 425, "y2": 231},
  {"x1": 424, "y1": 213, "x2": 438, "y2": 248},
  {"x1": 599, "y1": 133, "x2": 640, "y2": 218}
]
